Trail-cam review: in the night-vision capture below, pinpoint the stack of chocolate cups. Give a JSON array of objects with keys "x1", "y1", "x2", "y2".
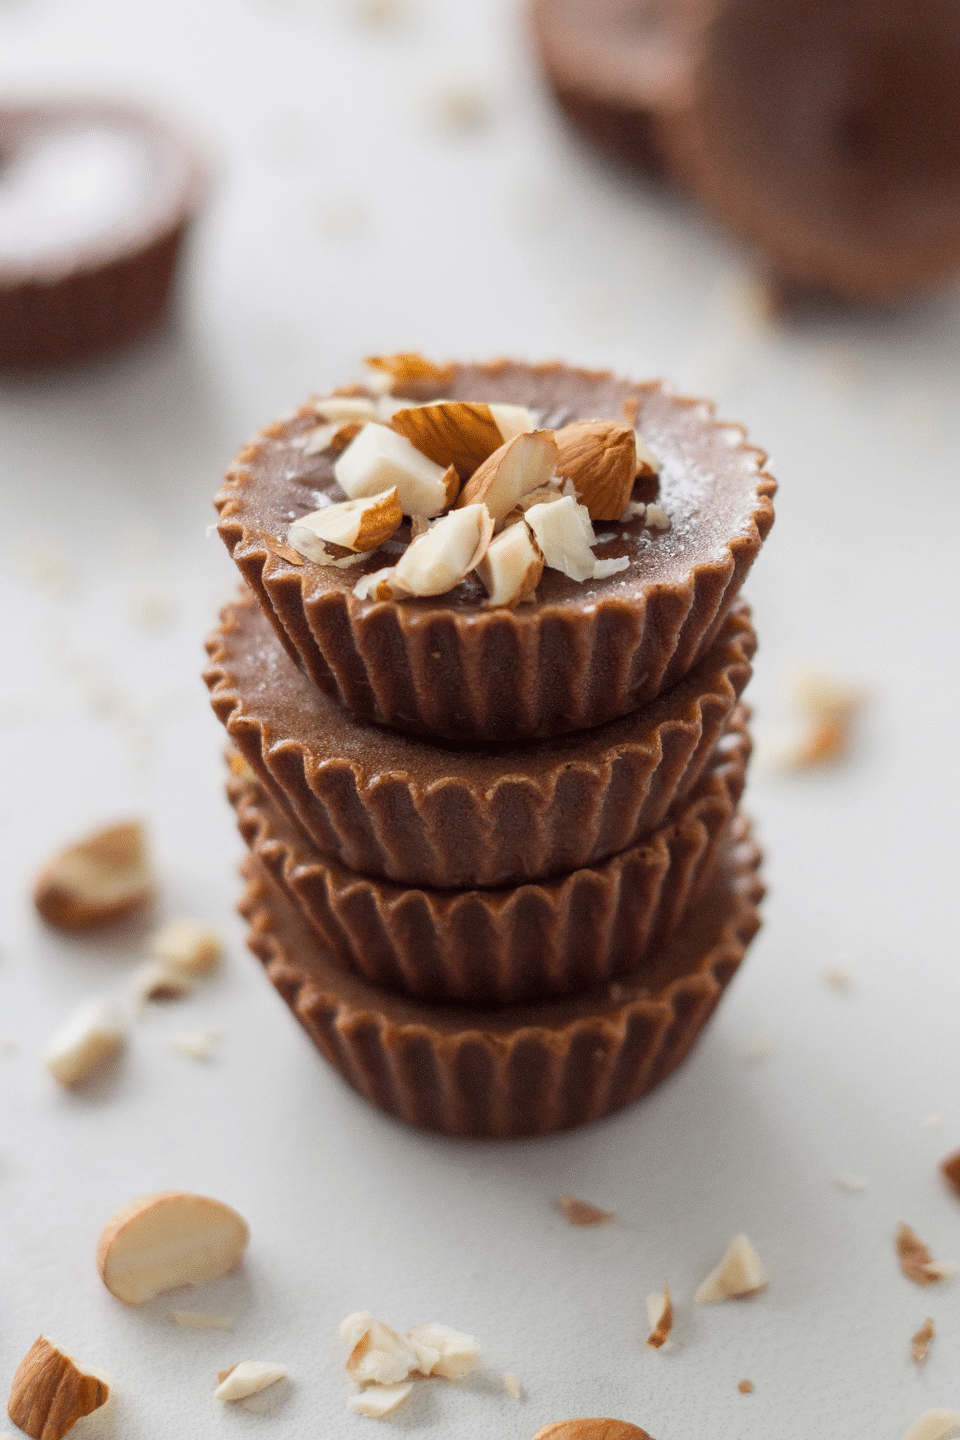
[{"x1": 205, "y1": 360, "x2": 776, "y2": 1138}]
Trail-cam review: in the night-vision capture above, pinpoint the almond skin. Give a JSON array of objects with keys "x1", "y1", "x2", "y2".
[
  {"x1": 366, "y1": 352, "x2": 454, "y2": 388},
  {"x1": 391, "y1": 401, "x2": 505, "y2": 479},
  {"x1": 7, "y1": 1336, "x2": 109, "y2": 1440},
  {"x1": 34, "y1": 821, "x2": 153, "y2": 931},
  {"x1": 554, "y1": 420, "x2": 638, "y2": 521},
  {"x1": 532, "y1": 1422, "x2": 657, "y2": 1440}
]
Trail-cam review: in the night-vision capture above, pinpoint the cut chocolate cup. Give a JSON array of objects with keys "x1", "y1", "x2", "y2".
[
  {"x1": 239, "y1": 817, "x2": 763, "y2": 1138},
  {"x1": 215, "y1": 360, "x2": 774, "y2": 741},
  {"x1": 228, "y1": 710, "x2": 747, "y2": 1004},
  {"x1": 0, "y1": 101, "x2": 204, "y2": 370},
  {"x1": 664, "y1": 0, "x2": 960, "y2": 303},
  {"x1": 532, "y1": 0, "x2": 697, "y2": 179},
  {"x1": 205, "y1": 590, "x2": 755, "y2": 889}
]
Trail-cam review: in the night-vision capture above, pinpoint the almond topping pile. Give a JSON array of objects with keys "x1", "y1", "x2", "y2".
[
  {"x1": 901, "y1": 1412, "x2": 960, "y2": 1440},
  {"x1": 339, "y1": 1311, "x2": 480, "y2": 1419},
  {"x1": 7, "y1": 1337, "x2": 108, "y2": 1440},
  {"x1": 941, "y1": 1149, "x2": 960, "y2": 1198},
  {"x1": 285, "y1": 356, "x2": 668, "y2": 605},
  {"x1": 911, "y1": 1317, "x2": 936, "y2": 1364},
  {"x1": 694, "y1": 1234, "x2": 768, "y2": 1303},
  {"x1": 896, "y1": 1224, "x2": 958, "y2": 1286},
  {"x1": 96, "y1": 1191, "x2": 250, "y2": 1304},
  {"x1": 645, "y1": 1287, "x2": 673, "y2": 1349},
  {"x1": 558, "y1": 1194, "x2": 615, "y2": 1226},
  {"x1": 214, "y1": 1360, "x2": 287, "y2": 1403},
  {"x1": 33, "y1": 820, "x2": 154, "y2": 931}
]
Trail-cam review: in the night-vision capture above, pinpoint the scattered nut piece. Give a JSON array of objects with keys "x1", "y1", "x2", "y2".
[
  {"x1": 365, "y1": 353, "x2": 454, "y2": 392},
  {"x1": 289, "y1": 489, "x2": 403, "y2": 565},
  {"x1": 822, "y1": 966, "x2": 852, "y2": 991},
  {"x1": 7, "y1": 1336, "x2": 109, "y2": 1440},
  {"x1": 167, "y1": 1028, "x2": 221, "y2": 1061},
  {"x1": 42, "y1": 1000, "x2": 126, "y2": 1087},
  {"x1": 738, "y1": 1379, "x2": 755, "y2": 1395},
  {"x1": 302, "y1": 420, "x2": 365, "y2": 457},
  {"x1": 313, "y1": 396, "x2": 378, "y2": 424},
  {"x1": 457, "y1": 430, "x2": 559, "y2": 519},
  {"x1": 340, "y1": 1312, "x2": 374, "y2": 1348},
  {"x1": 833, "y1": 1174, "x2": 869, "y2": 1192},
  {"x1": 34, "y1": 821, "x2": 153, "y2": 930},
  {"x1": 744, "y1": 1036, "x2": 773, "y2": 1061},
  {"x1": 170, "y1": 1310, "x2": 232, "y2": 1330},
  {"x1": 645, "y1": 1286, "x2": 673, "y2": 1348},
  {"x1": 347, "y1": 1323, "x2": 419, "y2": 1386},
  {"x1": 392, "y1": 401, "x2": 506, "y2": 479},
  {"x1": 353, "y1": 566, "x2": 399, "y2": 602},
  {"x1": 525, "y1": 495, "x2": 597, "y2": 582},
  {"x1": 335, "y1": 424, "x2": 457, "y2": 518},
  {"x1": 490, "y1": 403, "x2": 537, "y2": 442},
  {"x1": 215, "y1": 1361, "x2": 287, "y2": 1402},
  {"x1": 261, "y1": 534, "x2": 305, "y2": 566},
  {"x1": 896, "y1": 1224, "x2": 957, "y2": 1285},
  {"x1": 347, "y1": 1381, "x2": 413, "y2": 1418},
  {"x1": 389, "y1": 503, "x2": 494, "y2": 597},
  {"x1": 532, "y1": 1422, "x2": 656, "y2": 1440},
  {"x1": 96, "y1": 1191, "x2": 250, "y2": 1304},
  {"x1": 592, "y1": 555, "x2": 629, "y2": 579},
  {"x1": 558, "y1": 1194, "x2": 614, "y2": 1226},
  {"x1": 924, "y1": 1114, "x2": 945, "y2": 1129},
  {"x1": 940, "y1": 1149, "x2": 960, "y2": 1197},
  {"x1": 621, "y1": 500, "x2": 647, "y2": 523},
  {"x1": 476, "y1": 520, "x2": 544, "y2": 607},
  {"x1": 635, "y1": 433, "x2": 660, "y2": 477},
  {"x1": 406, "y1": 1323, "x2": 480, "y2": 1380},
  {"x1": 901, "y1": 1411, "x2": 960, "y2": 1440},
  {"x1": 554, "y1": 420, "x2": 637, "y2": 521},
  {"x1": 777, "y1": 670, "x2": 865, "y2": 769},
  {"x1": 912, "y1": 1317, "x2": 936, "y2": 1364},
  {"x1": 133, "y1": 961, "x2": 194, "y2": 1004},
  {"x1": 149, "y1": 919, "x2": 222, "y2": 977},
  {"x1": 694, "y1": 1234, "x2": 768, "y2": 1303},
  {"x1": 503, "y1": 1371, "x2": 522, "y2": 1399},
  {"x1": 643, "y1": 503, "x2": 670, "y2": 532}
]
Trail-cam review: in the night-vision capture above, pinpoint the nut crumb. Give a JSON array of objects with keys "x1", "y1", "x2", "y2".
[
  {"x1": 940, "y1": 1148, "x2": 960, "y2": 1196},
  {"x1": 738, "y1": 1379, "x2": 754, "y2": 1394},
  {"x1": 911, "y1": 1317, "x2": 935, "y2": 1364},
  {"x1": 901, "y1": 1411, "x2": 960, "y2": 1440},
  {"x1": 923, "y1": 1113, "x2": 944, "y2": 1130},
  {"x1": 833, "y1": 1174, "x2": 869, "y2": 1192},
  {"x1": 42, "y1": 999, "x2": 126, "y2": 1087},
  {"x1": 215, "y1": 1360, "x2": 287, "y2": 1402},
  {"x1": 171, "y1": 1310, "x2": 232, "y2": 1330},
  {"x1": 896, "y1": 1223, "x2": 958, "y2": 1285},
  {"x1": 347, "y1": 1381, "x2": 413, "y2": 1418},
  {"x1": 167, "y1": 1028, "x2": 222, "y2": 1062},
  {"x1": 133, "y1": 961, "x2": 194, "y2": 1005},
  {"x1": 558, "y1": 1194, "x2": 615, "y2": 1226},
  {"x1": 503, "y1": 1371, "x2": 522, "y2": 1399},
  {"x1": 645, "y1": 1286, "x2": 673, "y2": 1348},
  {"x1": 694, "y1": 1234, "x2": 767, "y2": 1303}
]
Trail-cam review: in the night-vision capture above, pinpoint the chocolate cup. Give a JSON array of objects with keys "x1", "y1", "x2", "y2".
[
  {"x1": 664, "y1": 0, "x2": 960, "y2": 303},
  {"x1": 227, "y1": 710, "x2": 747, "y2": 1004},
  {"x1": 0, "y1": 102, "x2": 204, "y2": 370},
  {"x1": 205, "y1": 590, "x2": 755, "y2": 889},
  {"x1": 215, "y1": 360, "x2": 774, "y2": 741},
  {"x1": 531, "y1": 0, "x2": 697, "y2": 180},
  {"x1": 239, "y1": 816, "x2": 763, "y2": 1138}
]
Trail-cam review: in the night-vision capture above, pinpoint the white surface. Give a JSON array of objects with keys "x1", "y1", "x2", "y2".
[{"x1": 1, "y1": 1, "x2": 960, "y2": 1438}]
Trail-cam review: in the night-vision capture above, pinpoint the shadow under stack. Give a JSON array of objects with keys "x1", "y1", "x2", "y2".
[{"x1": 205, "y1": 357, "x2": 775, "y2": 1138}]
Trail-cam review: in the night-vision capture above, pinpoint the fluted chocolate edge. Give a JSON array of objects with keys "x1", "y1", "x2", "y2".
[
  {"x1": 238, "y1": 818, "x2": 764, "y2": 1138},
  {"x1": 204, "y1": 594, "x2": 755, "y2": 889},
  {"x1": 215, "y1": 363, "x2": 775, "y2": 740}
]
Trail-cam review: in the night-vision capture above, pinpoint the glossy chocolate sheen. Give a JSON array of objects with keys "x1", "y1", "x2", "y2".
[
  {"x1": 228, "y1": 710, "x2": 747, "y2": 1004},
  {"x1": 665, "y1": 0, "x2": 960, "y2": 302},
  {"x1": 532, "y1": 0, "x2": 695, "y2": 179},
  {"x1": 0, "y1": 103, "x2": 204, "y2": 369},
  {"x1": 215, "y1": 360, "x2": 774, "y2": 740},
  {"x1": 205, "y1": 591, "x2": 755, "y2": 889},
  {"x1": 239, "y1": 816, "x2": 763, "y2": 1138}
]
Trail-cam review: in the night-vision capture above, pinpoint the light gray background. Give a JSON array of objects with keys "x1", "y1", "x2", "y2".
[{"x1": 1, "y1": 1, "x2": 959, "y2": 1436}]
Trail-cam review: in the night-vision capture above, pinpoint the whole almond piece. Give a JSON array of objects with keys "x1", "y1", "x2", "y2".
[
  {"x1": 96, "y1": 1191, "x2": 249, "y2": 1304},
  {"x1": 532, "y1": 1422, "x2": 657, "y2": 1440},
  {"x1": 7, "y1": 1336, "x2": 108, "y2": 1440},
  {"x1": 456, "y1": 430, "x2": 559, "y2": 519},
  {"x1": 288, "y1": 488, "x2": 403, "y2": 564},
  {"x1": 391, "y1": 401, "x2": 505, "y2": 479},
  {"x1": 34, "y1": 821, "x2": 153, "y2": 931},
  {"x1": 554, "y1": 420, "x2": 638, "y2": 521}
]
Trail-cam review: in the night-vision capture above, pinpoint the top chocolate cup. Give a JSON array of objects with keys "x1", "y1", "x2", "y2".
[
  {"x1": 216, "y1": 360, "x2": 774, "y2": 742},
  {"x1": 531, "y1": 0, "x2": 697, "y2": 180},
  {"x1": 664, "y1": 0, "x2": 960, "y2": 303},
  {"x1": 0, "y1": 101, "x2": 204, "y2": 370}
]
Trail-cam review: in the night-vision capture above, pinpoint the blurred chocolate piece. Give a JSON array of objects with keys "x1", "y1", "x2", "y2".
[{"x1": 0, "y1": 101, "x2": 204, "y2": 369}]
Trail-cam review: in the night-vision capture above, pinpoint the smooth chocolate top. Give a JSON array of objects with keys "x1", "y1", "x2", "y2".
[
  {"x1": 0, "y1": 103, "x2": 203, "y2": 282},
  {"x1": 222, "y1": 359, "x2": 773, "y2": 617}
]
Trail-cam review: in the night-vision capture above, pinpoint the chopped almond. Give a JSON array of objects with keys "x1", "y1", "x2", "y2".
[
  {"x1": 34, "y1": 821, "x2": 153, "y2": 930},
  {"x1": 312, "y1": 396, "x2": 378, "y2": 424},
  {"x1": 335, "y1": 424, "x2": 457, "y2": 517},
  {"x1": 635, "y1": 433, "x2": 660, "y2": 477},
  {"x1": 389, "y1": 504, "x2": 493, "y2": 597},
  {"x1": 490, "y1": 403, "x2": 537, "y2": 442},
  {"x1": 289, "y1": 489, "x2": 403, "y2": 564},
  {"x1": 352, "y1": 566, "x2": 400, "y2": 602},
  {"x1": 405, "y1": 1323, "x2": 480, "y2": 1380},
  {"x1": 42, "y1": 1000, "x2": 126, "y2": 1087},
  {"x1": 896, "y1": 1224, "x2": 957, "y2": 1285},
  {"x1": 391, "y1": 400, "x2": 505, "y2": 479},
  {"x1": 476, "y1": 521, "x2": 544, "y2": 608},
  {"x1": 346, "y1": 1323, "x2": 418, "y2": 1386},
  {"x1": 339, "y1": 1311, "x2": 374, "y2": 1347},
  {"x1": 554, "y1": 420, "x2": 637, "y2": 521},
  {"x1": 133, "y1": 961, "x2": 193, "y2": 1004},
  {"x1": 901, "y1": 1412, "x2": 960, "y2": 1440},
  {"x1": 531, "y1": 1422, "x2": 656, "y2": 1440},
  {"x1": 261, "y1": 534, "x2": 305, "y2": 565},
  {"x1": 347, "y1": 1381, "x2": 413, "y2": 1417},
  {"x1": 149, "y1": 919, "x2": 221, "y2": 977},
  {"x1": 96, "y1": 1192, "x2": 249, "y2": 1304},
  {"x1": 738, "y1": 1379, "x2": 755, "y2": 1394},
  {"x1": 645, "y1": 1286, "x2": 673, "y2": 1349},
  {"x1": 215, "y1": 1361, "x2": 287, "y2": 1402},
  {"x1": 911, "y1": 1317, "x2": 935, "y2": 1364},
  {"x1": 302, "y1": 419, "x2": 365, "y2": 457},
  {"x1": 524, "y1": 495, "x2": 597, "y2": 582},
  {"x1": 940, "y1": 1149, "x2": 960, "y2": 1197},
  {"x1": 7, "y1": 1336, "x2": 109, "y2": 1440},
  {"x1": 503, "y1": 1371, "x2": 522, "y2": 1399},
  {"x1": 170, "y1": 1310, "x2": 232, "y2": 1330},
  {"x1": 694, "y1": 1234, "x2": 767, "y2": 1303},
  {"x1": 365, "y1": 353, "x2": 454, "y2": 391},
  {"x1": 457, "y1": 431, "x2": 559, "y2": 518},
  {"x1": 558, "y1": 1194, "x2": 614, "y2": 1226}
]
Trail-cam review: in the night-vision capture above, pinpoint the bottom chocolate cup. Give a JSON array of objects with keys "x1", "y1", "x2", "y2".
[
  {"x1": 227, "y1": 710, "x2": 748, "y2": 1004},
  {"x1": 239, "y1": 817, "x2": 763, "y2": 1138}
]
